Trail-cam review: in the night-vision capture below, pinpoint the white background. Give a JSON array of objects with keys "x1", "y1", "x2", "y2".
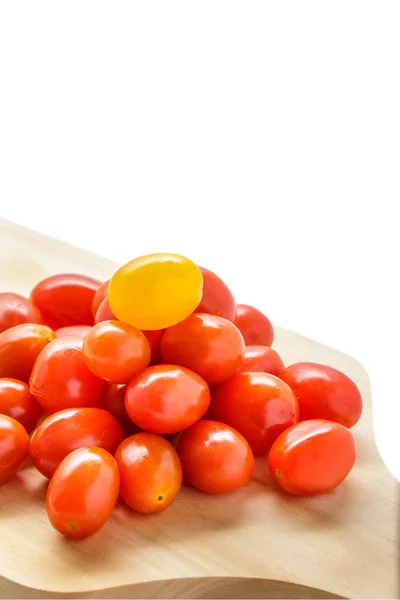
[{"x1": 1, "y1": 2, "x2": 399, "y2": 480}]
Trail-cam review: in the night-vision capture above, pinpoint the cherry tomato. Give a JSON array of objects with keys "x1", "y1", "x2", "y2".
[
  {"x1": 0, "y1": 378, "x2": 42, "y2": 433},
  {"x1": 29, "y1": 407, "x2": 124, "y2": 479},
  {"x1": 0, "y1": 415, "x2": 29, "y2": 485},
  {"x1": 98, "y1": 383, "x2": 140, "y2": 436},
  {"x1": 279, "y1": 362, "x2": 363, "y2": 428},
  {"x1": 55, "y1": 325, "x2": 92, "y2": 338},
  {"x1": 211, "y1": 372, "x2": 299, "y2": 454},
  {"x1": 238, "y1": 346, "x2": 285, "y2": 376},
  {"x1": 108, "y1": 253, "x2": 203, "y2": 331},
  {"x1": 142, "y1": 329, "x2": 164, "y2": 365},
  {"x1": 46, "y1": 447, "x2": 120, "y2": 538},
  {"x1": 94, "y1": 297, "x2": 116, "y2": 324},
  {"x1": 82, "y1": 320, "x2": 151, "y2": 384},
  {"x1": 177, "y1": 420, "x2": 254, "y2": 494},
  {"x1": 29, "y1": 337, "x2": 105, "y2": 413},
  {"x1": 91, "y1": 280, "x2": 110, "y2": 317},
  {"x1": 0, "y1": 292, "x2": 43, "y2": 333},
  {"x1": 195, "y1": 267, "x2": 236, "y2": 322},
  {"x1": 268, "y1": 420, "x2": 356, "y2": 496},
  {"x1": 30, "y1": 273, "x2": 101, "y2": 329},
  {"x1": 234, "y1": 304, "x2": 274, "y2": 346},
  {"x1": 115, "y1": 432, "x2": 182, "y2": 513},
  {"x1": 0, "y1": 323, "x2": 55, "y2": 382},
  {"x1": 160, "y1": 313, "x2": 245, "y2": 386},
  {"x1": 125, "y1": 364, "x2": 210, "y2": 434}
]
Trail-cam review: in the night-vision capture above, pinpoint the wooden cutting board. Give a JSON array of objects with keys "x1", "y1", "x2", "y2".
[{"x1": 0, "y1": 218, "x2": 398, "y2": 600}]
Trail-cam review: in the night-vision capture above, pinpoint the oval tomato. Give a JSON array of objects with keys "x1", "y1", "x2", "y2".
[
  {"x1": 91, "y1": 280, "x2": 110, "y2": 317},
  {"x1": 279, "y1": 362, "x2": 363, "y2": 428},
  {"x1": 160, "y1": 313, "x2": 245, "y2": 386},
  {"x1": 234, "y1": 304, "x2": 274, "y2": 346},
  {"x1": 0, "y1": 378, "x2": 42, "y2": 433},
  {"x1": 82, "y1": 320, "x2": 151, "y2": 383},
  {"x1": 46, "y1": 447, "x2": 120, "y2": 538},
  {"x1": 125, "y1": 364, "x2": 210, "y2": 434},
  {"x1": 115, "y1": 433, "x2": 182, "y2": 513},
  {"x1": 238, "y1": 346, "x2": 285, "y2": 376},
  {"x1": 0, "y1": 292, "x2": 42, "y2": 333},
  {"x1": 30, "y1": 273, "x2": 101, "y2": 329},
  {"x1": 108, "y1": 253, "x2": 203, "y2": 331},
  {"x1": 98, "y1": 383, "x2": 140, "y2": 435},
  {"x1": 268, "y1": 420, "x2": 356, "y2": 496},
  {"x1": 0, "y1": 415, "x2": 29, "y2": 485},
  {"x1": 211, "y1": 372, "x2": 299, "y2": 454},
  {"x1": 195, "y1": 267, "x2": 236, "y2": 322},
  {"x1": 94, "y1": 298, "x2": 116, "y2": 324},
  {"x1": 29, "y1": 407, "x2": 124, "y2": 479},
  {"x1": 0, "y1": 323, "x2": 55, "y2": 382},
  {"x1": 55, "y1": 325, "x2": 92, "y2": 338},
  {"x1": 177, "y1": 420, "x2": 254, "y2": 494},
  {"x1": 29, "y1": 337, "x2": 105, "y2": 413}
]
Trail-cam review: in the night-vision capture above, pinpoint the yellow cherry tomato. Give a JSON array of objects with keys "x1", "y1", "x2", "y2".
[{"x1": 108, "y1": 253, "x2": 203, "y2": 331}]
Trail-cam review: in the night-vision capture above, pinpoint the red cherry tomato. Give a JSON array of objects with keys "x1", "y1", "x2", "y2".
[
  {"x1": 0, "y1": 378, "x2": 42, "y2": 433},
  {"x1": 94, "y1": 298, "x2": 116, "y2": 324},
  {"x1": 91, "y1": 280, "x2": 110, "y2": 317},
  {"x1": 238, "y1": 346, "x2": 285, "y2": 376},
  {"x1": 234, "y1": 304, "x2": 274, "y2": 346},
  {"x1": 160, "y1": 313, "x2": 245, "y2": 386},
  {"x1": 125, "y1": 364, "x2": 210, "y2": 434},
  {"x1": 211, "y1": 372, "x2": 299, "y2": 454},
  {"x1": 115, "y1": 432, "x2": 182, "y2": 513},
  {"x1": 0, "y1": 292, "x2": 43, "y2": 333},
  {"x1": 46, "y1": 447, "x2": 120, "y2": 538},
  {"x1": 98, "y1": 383, "x2": 140, "y2": 435},
  {"x1": 82, "y1": 320, "x2": 151, "y2": 384},
  {"x1": 268, "y1": 420, "x2": 356, "y2": 496},
  {"x1": 279, "y1": 362, "x2": 363, "y2": 428},
  {"x1": 0, "y1": 323, "x2": 55, "y2": 382},
  {"x1": 29, "y1": 337, "x2": 105, "y2": 413},
  {"x1": 30, "y1": 273, "x2": 101, "y2": 329},
  {"x1": 142, "y1": 329, "x2": 164, "y2": 365},
  {"x1": 29, "y1": 407, "x2": 124, "y2": 479},
  {"x1": 0, "y1": 414, "x2": 29, "y2": 485},
  {"x1": 195, "y1": 267, "x2": 236, "y2": 322},
  {"x1": 55, "y1": 325, "x2": 92, "y2": 338},
  {"x1": 177, "y1": 420, "x2": 254, "y2": 494}
]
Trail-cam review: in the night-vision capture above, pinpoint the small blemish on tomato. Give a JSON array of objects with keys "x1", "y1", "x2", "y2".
[
  {"x1": 67, "y1": 523, "x2": 77, "y2": 530},
  {"x1": 157, "y1": 495, "x2": 163, "y2": 502},
  {"x1": 276, "y1": 469, "x2": 281, "y2": 478}
]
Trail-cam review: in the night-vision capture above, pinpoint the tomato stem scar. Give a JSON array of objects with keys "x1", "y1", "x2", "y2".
[
  {"x1": 157, "y1": 495, "x2": 163, "y2": 501},
  {"x1": 276, "y1": 469, "x2": 281, "y2": 478}
]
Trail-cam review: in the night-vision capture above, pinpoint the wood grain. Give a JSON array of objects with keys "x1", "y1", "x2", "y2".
[{"x1": 0, "y1": 218, "x2": 398, "y2": 600}]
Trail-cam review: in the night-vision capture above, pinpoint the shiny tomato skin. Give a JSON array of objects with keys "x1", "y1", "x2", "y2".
[
  {"x1": 94, "y1": 298, "x2": 116, "y2": 324},
  {"x1": 29, "y1": 407, "x2": 124, "y2": 479},
  {"x1": 211, "y1": 372, "x2": 299, "y2": 455},
  {"x1": 29, "y1": 337, "x2": 105, "y2": 413},
  {"x1": 91, "y1": 280, "x2": 110, "y2": 317},
  {"x1": 195, "y1": 267, "x2": 236, "y2": 322},
  {"x1": 115, "y1": 432, "x2": 182, "y2": 513},
  {"x1": 30, "y1": 273, "x2": 101, "y2": 329},
  {"x1": 0, "y1": 323, "x2": 55, "y2": 382},
  {"x1": 279, "y1": 362, "x2": 363, "y2": 428},
  {"x1": 125, "y1": 364, "x2": 210, "y2": 434},
  {"x1": 0, "y1": 414, "x2": 29, "y2": 484},
  {"x1": 82, "y1": 320, "x2": 151, "y2": 384},
  {"x1": 238, "y1": 346, "x2": 285, "y2": 376},
  {"x1": 177, "y1": 420, "x2": 254, "y2": 494},
  {"x1": 142, "y1": 329, "x2": 164, "y2": 365},
  {"x1": 234, "y1": 304, "x2": 274, "y2": 346},
  {"x1": 98, "y1": 383, "x2": 140, "y2": 435},
  {"x1": 268, "y1": 419, "x2": 356, "y2": 496},
  {"x1": 160, "y1": 313, "x2": 245, "y2": 386},
  {"x1": 0, "y1": 378, "x2": 42, "y2": 433},
  {"x1": 46, "y1": 447, "x2": 120, "y2": 538},
  {"x1": 55, "y1": 325, "x2": 92, "y2": 338},
  {"x1": 0, "y1": 292, "x2": 43, "y2": 333}
]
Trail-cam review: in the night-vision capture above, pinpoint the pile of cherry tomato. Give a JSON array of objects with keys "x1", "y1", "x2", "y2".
[{"x1": 0, "y1": 253, "x2": 363, "y2": 539}]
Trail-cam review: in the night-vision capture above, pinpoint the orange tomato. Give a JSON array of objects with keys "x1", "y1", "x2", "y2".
[
  {"x1": 0, "y1": 323, "x2": 55, "y2": 382},
  {"x1": 0, "y1": 378, "x2": 42, "y2": 433},
  {"x1": 0, "y1": 415, "x2": 29, "y2": 485},
  {"x1": 238, "y1": 346, "x2": 284, "y2": 376},
  {"x1": 0, "y1": 292, "x2": 42, "y2": 333}
]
